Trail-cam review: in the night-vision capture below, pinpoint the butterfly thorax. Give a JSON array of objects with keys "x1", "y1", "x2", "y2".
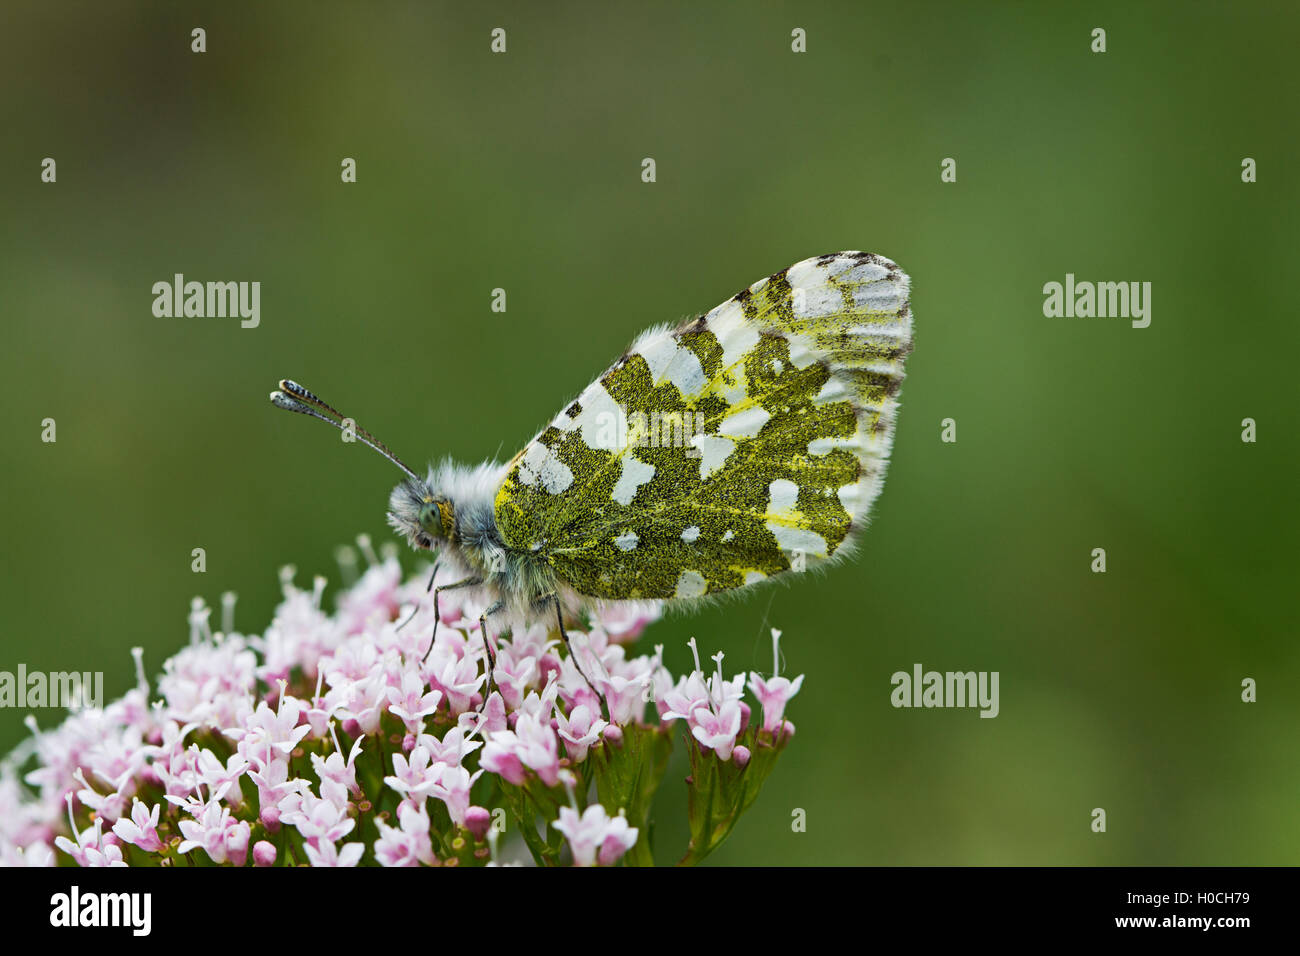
[{"x1": 387, "y1": 460, "x2": 561, "y2": 616}]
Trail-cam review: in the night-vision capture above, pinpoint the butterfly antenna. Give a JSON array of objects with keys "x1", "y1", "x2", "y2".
[{"x1": 269, "y1": 379, "x2": 421, "y2": 482}]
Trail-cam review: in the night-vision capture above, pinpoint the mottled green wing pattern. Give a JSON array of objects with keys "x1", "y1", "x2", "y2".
[{"x1": 494, "y1": 252, "x2": 913, "y2": 601}]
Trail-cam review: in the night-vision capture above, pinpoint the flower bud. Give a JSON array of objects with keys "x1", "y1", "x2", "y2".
[
  {"x1": 465, "y1": 806, "x2": 492, "y2": 841},
  {"x1": 253, "y1": 841, "x2": 277, "y2": 867}
]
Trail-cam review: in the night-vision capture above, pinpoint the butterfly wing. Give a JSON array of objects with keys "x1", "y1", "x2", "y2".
[{"x1": 494, "y1": 252, "x2": 913, "y2": 600}]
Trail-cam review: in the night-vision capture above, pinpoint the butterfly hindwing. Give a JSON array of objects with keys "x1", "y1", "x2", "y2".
[{"x1": 493, "y1": 252, "x2": 913, "y2": 601}]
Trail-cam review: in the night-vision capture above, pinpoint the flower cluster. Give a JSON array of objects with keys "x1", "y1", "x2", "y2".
[{"x1": 0, "y1": 539, "x2": 802, "y2": 866}]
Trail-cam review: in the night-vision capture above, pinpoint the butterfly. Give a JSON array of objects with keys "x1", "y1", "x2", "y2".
[{"x1": 270, "y1": 252, "x2": 912, "y2": 693}]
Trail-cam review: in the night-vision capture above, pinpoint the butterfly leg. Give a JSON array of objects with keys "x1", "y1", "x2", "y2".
[
  {"x1": 544, "y1": 593, "x2": 610, "y2": 721},
  {"x1": 396, "y1": 561, "x2": 439, "y2": 632},
  {"x1": 422, "y1": 575, "x2": 482, "y2": 663},
  {"x1": 477, "y1": 599, "x2": 505, "y2": 708}
]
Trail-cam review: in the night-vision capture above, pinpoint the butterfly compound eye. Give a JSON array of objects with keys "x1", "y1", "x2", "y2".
[{"x1": 418, "y1": 501, "x2": 444, "y2": 538}]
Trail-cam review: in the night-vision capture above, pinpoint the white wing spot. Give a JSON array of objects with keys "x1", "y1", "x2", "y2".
[
  {"x1": 518, "y1": 443, "x2": 574, "y2": 494},
  {"x1": 551, "y1": 408, "x2": 577, "y2": 432},
  {"x1": 666, "y1": 348, "x2": 707, "y2": 396},
  {"x1": 611, "y1": 455, "x2": 655, "y2": 505},
  {"x1": 674, "y1": 569, "x2": 708, "y2": 598},
  {"x1": 614, "y1": 532, "x2": 639, "y2": 552},
  {"x1": 784, "y1": 332, "x2": 820, "y2": 369},
  {"x1": 768, "y1": 525, "x2": 828, "y2": 557},
  {"x1": 763, "y1": 478, "x2": 828, "y2": 556},
  {"x1": 704, "y1": 299, "x2": 760, "y2": 371},
  {"x1": 808, "y1": 434, "x2": 859, "y2": 455},
  {"x1": 718, "y1": 406, "x2": 770, "y2": 438},
  {"x1": 691, "y1": 434, "x2": 735, "y2": 479},
  {"x1": 573, "y1": 382, "x2": 624, "y2": 450},
  {"x1": 812, "y1": 376, "x2": 848, "y2": 405},
  {"x1": 766, "y1": 479, "x2": 799, "y2": 516},
  {"x1": 837, "y1": 482, "x2": 862, "y2": 514},
  {"x1": 637, "y1": 335, "x2": 707, "y2": 397},
  {"x1": 680, "y1": 525, "x2": 701, "y2": 543},
  {"x1": 721, "y1": 529, "x2": 735, "y2": 542},
  {"x1": 636, "y1": 335, "x2": 677, "y2": 381}
]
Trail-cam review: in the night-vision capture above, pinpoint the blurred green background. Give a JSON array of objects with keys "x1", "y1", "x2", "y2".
[{"x1": 2, "y1": 1, "x2": 1296, "y2": 865}]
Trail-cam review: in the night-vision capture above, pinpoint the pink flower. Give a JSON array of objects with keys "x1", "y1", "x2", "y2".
[
  {"x1": 73, "y1": 767, "x2": 131, "y2": 824},
  {"x1": 278, "y1": 790, "x2": 355, "y2": 848},
  {"x1": 337, "y1": 551, "x2": 404, "y2": 635},
  {"x1": 462, "y1": 691, "x2": 508, "y2": 736},
  {"x1": 226, "y1": 690, "x2": 311, "y2": 768},
  {"x1": 553, "y1": 805, "x2": 638, "y2": 867},
  {"x1": 336, "y1": 670, "x2": 389, "y2": 736},
  {"x1": 177, "y1": 800, "x2": 245, "y2": 864},
  {"x1": 426, "y1": 764, "x2": 483, "y2": 827},
  {"x1": 424, "y1": 645, "x2": 485, "y2": 715},
  {"x1": 305, "y1": 840, "x2": 364, "y2": 867},
  {"x1": 386, "y1": 671, "x2": 443, "y2": 734},
  {"x1": 247, "y1": 758, "x2": 308, "y2": 830},
  {"x1": 194, "y1": 746, "x2": 250, "y2": 804},
  {"x1": 384, "y1": 745, "x2": 444, "y2": 806},
  {"x1": 303, "y1": 670, "x2": 341, "y2": 739},
  {"x1": 480, "y1": 686, "x2": 562, "y2": 787},
  {"x1": 224, "y1": 818, "x2": 251, "y2": 866},
  {"x1": 479, "y1": 735, "x2": 525, "y2": 786},
  {"x1": 592, "y1": 601, "x2": 662, "y2": 644},
  {"x1": 661, "y1": 673, "x2": 711, "y2": 725},
  {"x1": 601, "y1": 671, "x2": 651, "y2": 726},
  {"x1": 663, "y1": 645, "x2": 746, "y2": 760},
  {"x1": 8, "y1": 842, "x2": 55, "y2": 867},
  {"x1": 555, "y1": 704, "x2": 607, "y2": 763},
  {"x1": 373, "y1": 802, "x2": 436, "y2": 867},
  {"x1": 747, "y1": 629, "x2": 804, "y2": 733},
  {"x1": 54, "y1": 797, "x2": 125, "y2": 867},
  {"x1": 310, "y1": 728, "x2": 364, "y2": 807},
  {"x1": 255, "y1": 573, "x2": 342, "y2": 684},
  {"x1": 418, "y1": 726, "x2": 481, "y2": 767},
  {"x1": 747, "y1": 673, "x2": 804, "y2": 733},
  {"x1": 141, "y1": 719, "x2": 197, "y2": 770},
  {"x1": 689, "y1": 699, "x2": 744, "y2": 760},
  {"x1": 111, "y1": 799, "x2": 164, "y2": 853},
  {"x1": 493, "y1": 643, "x2": 541, "y2": 710},
  {"x1": 512, "y1": 710, "x2": 561, "y2": 787}
]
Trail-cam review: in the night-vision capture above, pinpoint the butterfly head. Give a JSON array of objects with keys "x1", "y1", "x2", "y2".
[{"x1": 388, "y1": 479, "x2": 455, "y2": 551}]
